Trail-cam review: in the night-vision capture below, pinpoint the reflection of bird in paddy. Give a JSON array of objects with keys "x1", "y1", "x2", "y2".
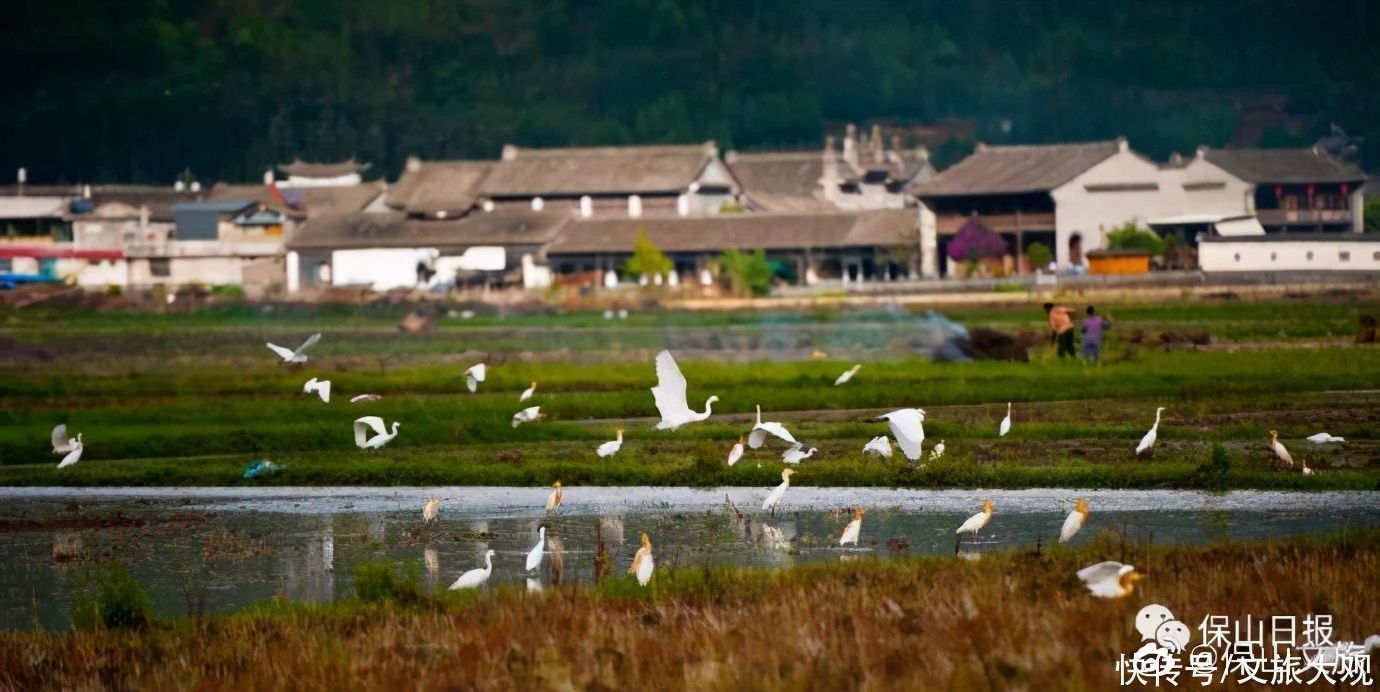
[
  {"x1": 761, "y1": 468, "x2": 795, "y2": 514},
  {"x1": 57, "y1": 437, "x2": 85, "y2": 469},
  {"x1": 1059, "y1": 499, "x2": 1089, "y2": 543},
  {"x1": 599, "y1": 516, "x2": 625, "y2": 545},
  {"x1": 727, "y1": 436, "x2": 745, "y2": 466},
  {"x1": 546, "y1": 481, "x2": 563, "y2": 512},
  {"x1": 1077, "y1": 561, "x2": 1143, "y2": 598},
  {"x1": 650, "y1": 350, "x2": 718, "y2": 430},
  {"x1": 834, "y1": 364, "x2": 861, "y2": 385},
  {"x1": 597, "y1": 429, "x2": 624, "y2": 458},
  {"x1": 422, "y1": 497, "x2": 440, "y2": 522},
  {"x1": 839, "y1": 508, "x2": 865, "y2": 546},
  {"x1": 525, "y1": 526, "x2": 546, "y2": 572},
  {"x1": 1269, "y1": 429, "x2": 1295, "y2": 469},
  {"x1": 956, "y1": 499, "x2": 994, "y2": 536},
  {"x1": 449, "y1": 550, "x2": 494, "y2": 590},
  {"x1": 1136, "y1": 407, "x2": 1165, "y2": 455},
  {"x1": 630, "y1": 533, "x2": 655, "y2": 586}
]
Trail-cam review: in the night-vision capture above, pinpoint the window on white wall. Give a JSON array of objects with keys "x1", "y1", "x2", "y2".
[
  {"x1": 1270, "y1": 252, "x2": 1277, "y2": 261},
  {"x1": 580, "y1": 196, "x2": 593, "y2": 218},
  {"x1": 531, "y1": 197, "x2": 545, "y2": 211},
  {"x1": 1306, "y1": 251, "x2": 1314, "y2": 261},
  {"x1": 628, "y1": 195, "x2": 642, "y2": 218},
  {"x1": 1340, "y1": 251, "x2": 1351, "y2": 261},
  {"x1": 1373, "y1": 251, "x2": 1380, "y2": 261},
  {"x1": 1233, "y1": 253, "x2": 1241, "y2": 262}
]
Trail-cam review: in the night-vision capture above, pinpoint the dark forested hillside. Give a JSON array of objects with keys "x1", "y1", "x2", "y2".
[{"x1": 3, "y1": 0, "x2": 1375, "y2": 183}]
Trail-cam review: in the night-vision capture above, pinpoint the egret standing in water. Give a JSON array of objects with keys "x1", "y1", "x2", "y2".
[
  {"x1": 422, "y1": 497, "x2": 440, "y2": 523},
  {"x1": 519, "y1": 382, "x2": 537, "y2": 402},
  {"x1": 449, "y1": 550, "x2": 495, "y2": 590},
  {"x1": 726, "y1": 436, "x2": 745, "y2": 466},
  {"x1": 1060, "y1": 499, "x2": 1089, "y2": 543},
  {"x1": 761, "y1": 468, "x2": 795, "y2": 513},
  {"x1": 748, "y1": 405, "x2": 798, "y2": 449},
  {"x1": 512, "y1": 406, "x2": 542, "y2": 427},
  {"x1": 839, "y1": 508, "x2": 865, "y2": 546},
  {"x1": 266, "y1": 333, "x2": 321, "y2": 364},
  {"x1": 998, "y1": 402, "x2": 1012, "y2": 437},
  {"x1": 1136, "y1": 407, "x2": 1165, "y2": 455},
  {"x1": 1077, "y1": 561, "x2": 1143, "y2": 598},
  {"x1": 870, "y1": 408, "x2": 925, "y2": 461},
  {"x1": 834, "y1": 364, "x2": 861, "y2": 386},
  {"x1": 597, "y1": 429, "x2": 624, "y2": 458},
  {"x1": 1269, "y1": 429, "x2": 1294, "y2": 469},
  {"x1": 956, "y1": 499, "x2": 994, "y2": 536},
  {"x1": 464, "y1": 363, "x2": 486, "y2": 393},
  {"x1": 650, "y1": 350, "x2": 718, "y2": 429},
  {"x1": 546, "y1": 481, "x2": 563, "y2": 513},
  {"x1": 353, "y1": 416, "x2": 400, "y2": 450},
  {"x1": 303, "y1": 377, "x2": 331, "y2": 403},
  {"x1": 630, "y1": 533, "x2": 655, "y2": 586},
  {"x1": 525, "y1": 527, "x2": 546, "y2": 572}
]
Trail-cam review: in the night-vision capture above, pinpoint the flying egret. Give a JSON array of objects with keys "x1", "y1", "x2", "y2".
[
  {"x1": 839, "y1": 508, "x2": 865, "y2": 546},
  {"x1": 1060, "y1": 498, "x2": 1089, "y2": 543},
  {"x1": 748, "y1": 405, "x2": 798, "y2": 449},
  {"x1": 928, "y1": 440, "x2": 945, "y2": 461},
  {"x1": 422, "y1": 497, "x2": 440, "y2": 523},
  {"x1": 998, "y1": 402, "x2": 1012, "y2": 437},
  {"x1": 726, "y1": 436, "x2": 745, "y2": 466},
  {"x1": 650, "y1": 350, "x2": 718, "y2": 430},
  {"x1": 1136, "y1": 407, "x2": 1165, "y2": 455},
  {"x1": 597, "y1": 429, "x2": 624, "y2": 458},
  {"x1": 525, "y1": 526, "x2": 546, "y2": 572},
  {"x1": 266, "y1": 333, "x2": 321, "y2": 364},
  {"x1": 630, "y1": 532, "x2": 655, "y2": 586},
  {"x1": 761, "y1": 468, "x2": 795, "y2": 512},
  {"x1": 512, "y1": 406, "x2": 542, "y2": 427},
  {"x1": 870, "y1": 408, "x2": 925, "y2": 461},
  {"x1": 303, "y1": 377, "x2": 331, "y2": 403},
  {"x1": 349, "y1": 394, "x2": 381, "y2": 403},
  {"x1": 956, "y1": 499, "x2": 994, "y2": 535},
  {"x1": 862, "y1": 436, "x2": 892, "y2": 458},
  {"x1": 1077, "y1": 561, "x2": 1143, "y2": 599},
  {"x1": 57, "y1": 438, "x2": 84, "y2": 469},
  {"x1": 834, "y1": 364, "x2": 861, "y2": 386},
  {"x1": 519, "y1": 382, "x2": 537, "y2": 402},
  {"x1": 546, "y1": 481, "x2": 563, "y2": 512},
  {"x1": 1301, "y1": 459, "x2": 1314, "y2": 476},
  {"x1": 51, "y1": 424, "x2": 79, "y2": 454},
  {"x1": 1306, "y1": 432, "x2": 1345, "y2": 444},
  {"x1": 353, "y1": 416, "x2": 400, "y2": 450},
  {"x1": 464, "y1": 363, "x2": 487, "y2": 393},
  {"x1": 449, "y1": 549, "x2": 495, "y2": 590},
  {"x1": 782, "y1": 444, "x2": 817, "y2": 464},
  {"x1": 1269, "y1": 429, "x2": 1294, "y2": 469}
]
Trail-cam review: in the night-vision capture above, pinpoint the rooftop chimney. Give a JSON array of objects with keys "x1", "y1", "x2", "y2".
[
  {"x1": 843, "y1": 124, "x2": 858, "y2": 169},
  {"x1": 405, "y1": 156, "x2": 422, "y2": 172},
  {"x1": 501, "y1": 145, "x2": 519, "y2": 161}
]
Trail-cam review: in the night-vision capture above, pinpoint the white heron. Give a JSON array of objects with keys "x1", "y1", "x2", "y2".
[
  {"x1": 546, "y1": 481, "x2": 563, "y2": 512},
  {"x1": 870, "y1": 408, "x2": 925, "y2": 461},
  {"x1": 464, "y1": 363, "x2": 487, "y2": 393},
  {"x1": 1269, "y1": 429, "x2": 1294, "y2": 469},
  {"x1": 449, "y1": 549, "x2": 495, "y2": 590},
  {"x1": 1136, "y1": 407, "x2": 1165, "y2": 455},
  {"x1": 302, "y1": 377, "x2": 331, "y2": 403},
  {"x1": 1301, "y1": 459, "x2": 1314, "y2": 476},
  {"x1": 650, "y1": 350, "x2": 718, "y2": 429},
  {"x1": 862, "y1": 436, "x2": 892, "y2": 458},
  {"x1": 782, "y1": 444, "x2": 817, "y2": 464},
  {"x1": 512, "y1": 406, "x2": 542, "y2": 428},
  {"x1": 525, "y1": 526, "x2": 546, "y2": 572},
  {"x1": 1059, "y1": 498, "x2": 1089, "y2": 543},
  {"x1": 1306, "y1": 432, "x2": 1345, "y2": 444},
  {"x1": 748, "y1": 405, "x2": 798, "y2": 449},
  {"x1": 349, "y1": 394, "x2": 381, "y2": 404},
  {"x1": 1077, "y1": 561, "x2": 1143, "y2": 599},
  {"x1": 839, "y1": 508, "x2": 865, "y2": 546},
  {"x1": 726, "y1": 436, "x2": 745, "y2": 466},
  {"x1": 630, "y1": 532, "x2": 655, "y2": 586},
  {"x1": 57, "y1": 438, "x2": 84, "y2": 469},
  {"x1": 519, "y1": 382, "x2": 537, "y2": 402},
  {"x1": 596, "y1": 429, "x2": 624, "y2": 457},
  {"x1": 928, "y1": 440, "x2": 946, "y2": 461},
  {"x1": 956, "y1": 499, "x2": 993, "y2": 535},
  {"x1": 422, "y1": 497, "x2": 440, "y2": 523},
  {"x1": 834, "y1": 364, "x2": 861, "y2": 386},
  {"x1": 51, "y1": 424, "x2": 80, "y2": 454},
  {"x1": 998, "y1": 402, "x2": 1012, "y2": 437},
  {"x1": 761, "y1": 468, "x2": 795, "y2": 512},
  {"x1": 353, "y1": 416, "x2": 400, "y2": 450},
  {"x1": 266, "y1": 333, "x2": 321, "y2": 363}
]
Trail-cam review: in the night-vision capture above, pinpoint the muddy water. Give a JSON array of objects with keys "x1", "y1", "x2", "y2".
[{"x1": 1, "y1": 487, "x2": 1376, "y2": 630}]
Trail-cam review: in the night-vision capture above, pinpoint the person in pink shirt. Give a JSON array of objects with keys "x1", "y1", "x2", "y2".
[{"x1": 1081, "y1": 305, "x2": 1110, "y2": 362}]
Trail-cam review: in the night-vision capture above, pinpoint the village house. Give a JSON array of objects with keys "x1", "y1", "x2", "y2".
[{"x1": 1199, "y1": 147, "x2": 1366, "y2": 233}]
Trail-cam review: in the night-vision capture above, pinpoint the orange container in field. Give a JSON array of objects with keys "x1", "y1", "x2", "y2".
[{"x1": 1085, "y1": 249, "x2": 1151, "y2": 275}]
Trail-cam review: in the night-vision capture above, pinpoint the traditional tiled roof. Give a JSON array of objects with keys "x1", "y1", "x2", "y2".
[
  {"x1": 725, "y1": 151, "x2": 833, "y2": 212},
  {"x1": 207, "y1": 182, "x2": 383, "y2": 218},
  {"x1": 1201, "y1": 148, "x2": 1366, "y2": 184},
  {"x1": 287, "y1": 211, "x2": 568, "y2": 250},
  {"x1": 385, "y1": 160, "x2": 495, "y2": 215},
  {"x1": 914, "y1": 140, "x2": 1122, "y2": 197},
  {"x1": 545, "y1": 210, "x2": 915, "y2": 255},
  {"x1": 479, "y1": 143, "x2": 717, "y2": 197}
]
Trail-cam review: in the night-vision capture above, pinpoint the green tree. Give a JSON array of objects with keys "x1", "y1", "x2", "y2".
[
  {"x1": 624, "y1": 228, "x2": 673, "y2": 280},
  {"x1": 1105, "y1": 223, "x2": 1166, "y2": 254},
  {"x1": 1025, "y1": 242, "x2": 1052, "y2": 270},
  {"x1": 719, "y1": 249, "x2": 772, "y2": 296}
]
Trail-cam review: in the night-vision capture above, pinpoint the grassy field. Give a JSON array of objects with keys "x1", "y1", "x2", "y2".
[
  {"x1": 2, "y1": 530, "x2": 1376, "y2": 689},
  {"x1": 2, "y1": 298, "x2": 1377, "y2": 488}
]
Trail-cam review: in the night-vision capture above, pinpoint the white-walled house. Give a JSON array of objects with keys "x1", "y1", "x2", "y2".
[{"x1": 1199, "y1": 234, "x2": 1380, "y2": 272}]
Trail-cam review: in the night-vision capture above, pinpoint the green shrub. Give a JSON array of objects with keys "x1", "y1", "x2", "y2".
[
  {"x1": 353, "y1": 559, "x2": 425, "y2": 605},
  {"x1": 624, "y1": 228, "x2": 673, "y2": 280},
  {"x1": 1105, "y1": 223, "x2": 1166, "y2": 254},
  {"x1": 1025, "y1": 242, "x2": 1052, "y2": 269},
  {"x1": 211, "y1": 284, "x2": 245, "y2": 299},
  {"x1": 71, "y1": 562, "x2": 156, "y2": 630},
  {"x1": 719, "y1": 249, "x2": 772, "y2": 296}
]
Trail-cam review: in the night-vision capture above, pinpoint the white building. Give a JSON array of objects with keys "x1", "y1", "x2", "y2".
[{"x1": 1199, "y1": 234, "x2": 1380, "y2": 272}]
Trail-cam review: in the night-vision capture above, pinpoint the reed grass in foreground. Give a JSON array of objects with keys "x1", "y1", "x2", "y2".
[{"x1": 2, "y1": 531, "x2": 1376, "y2": 690}]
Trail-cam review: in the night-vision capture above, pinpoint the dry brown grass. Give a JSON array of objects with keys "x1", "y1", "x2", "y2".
[{"x1": 2, "y1": 532, "x2": 1377, "y2": 690}]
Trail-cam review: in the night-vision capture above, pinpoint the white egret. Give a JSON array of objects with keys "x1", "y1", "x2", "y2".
[
  {"x1": 928, "y1": 440, "x2": 946, "y2": 461},
  {"x1": 464, "y1": 362, "x2": 486, "y2": 393},
  {"x1": 422, "y1": 496, "x2": 440, "y2": 523},
  {"x1": 519, "y1": 381, "x2": 537, "y2": 402},
  {"x1": 956, "y1": 499, "x2": 994, "y2": 535},
  {"x1": 834, "y1": 364, "x2": 861, "y2": 386},
  {"x1": 51, "y1": 425, "x2": 79, "y2": 454},
  {"x1": 748, "y1": 404, "x2": 798, "y2": 449},
  {"x1": 266, "y1": 333, "x2": 321, "y2": 363},
  {"x1": 353, "y1": 416, "x2": 400, "y2": 450},
  {"x1": 761, "y1": 468, "x2": 795, "y2": 512},
  {"x1": 782, "y1": 444, "x2": 817, "y2": 464},
  {"x1": 546, "y1": 481, "x2": 563, "y2": 512},
  {"x1": 525, "y1": 526, "x2": 546, "y2": 572},
  {"x1": 870, "y1": 408, "x2": 925, "y2": 461},
  {"x1": 998, "y1": 402, "x2": 1012, "y2": 437},
  {"x1": 862, "y1": 436, "x2": 892, "y2": 458},
  {"x1": 630, "y1": 532, "x2": 655, "y2": 586},
  {"x1": 1301, "y1": 459, "x2": 1314, "y2": 476},
  {"x1": 839, "y1": 508, "x2": 865, "y2": 546},
  {"x1": 512, "y1": 406, "x2": 542, "y2": 427},
  {"x1": 1136, "y1": 407, "x2": 1165, "y2": 455},
  {"x1": 349, "y1": 394, "x2": 381, "y2": 403},
  {"x1": 57, "y1": 438, "x2": 84, "y2": 469},
  {"x1": 1306, "y1": 432, "x2": 1345, "y2": 444},
  {"x1": 1269, "y1": 429, "x2": 1294, "y2": 469},
  {"x1": 449, "y1": 549, "x2": 495, "y2": 590},
  {"x1": 596, "y1": 429, "x2": 624, "y2": 458},
  {"x1": 1059, "y1": 498, "x2": 1089, "y2": 543},
  {"x1": 650, "y1": 350, "x2": 718, "y2": 429},
  {"x1": 1077, "y1": 561, "x2": 1143, "y2": 599},
  {"x1": 726, "y1": 436, "x2": 745, "y2": 466},
  {"x1": 302, "y1": 377, "x2": 331, "y2": 403}
]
